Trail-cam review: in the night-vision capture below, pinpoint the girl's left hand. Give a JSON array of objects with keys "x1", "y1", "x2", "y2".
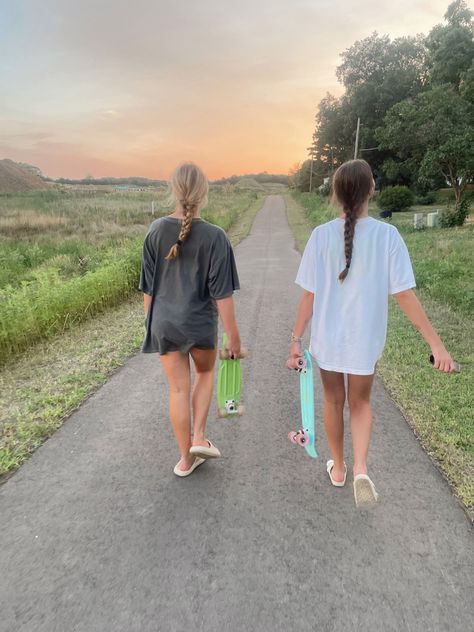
[{"x1": 286, "y1": 342, "x2": 304, "y2": 370}]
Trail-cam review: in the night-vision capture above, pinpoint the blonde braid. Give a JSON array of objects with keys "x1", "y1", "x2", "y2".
[{"x1": 165, "y1": 202, "x2": 195, "y2": 260}]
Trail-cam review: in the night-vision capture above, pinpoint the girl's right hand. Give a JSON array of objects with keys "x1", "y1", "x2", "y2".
[
  {"x1": 431, "y1": 346, "x2": 457, "y2": 373},
  {"x1": 226, "y1": 332, "x2": 241, "y2": 359},
  {"x1": 286, "y1": 341, "x2": 304, "y2": 370}
]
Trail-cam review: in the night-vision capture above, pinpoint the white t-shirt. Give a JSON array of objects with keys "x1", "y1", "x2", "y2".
[{"x1": 295, "y1": 217, "x2": 416, "y2": 375}]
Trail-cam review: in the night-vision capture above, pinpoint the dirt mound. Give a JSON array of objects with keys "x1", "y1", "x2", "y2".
[{"x1": 0, "y1": 159, "x2": 49, "y2": 193}]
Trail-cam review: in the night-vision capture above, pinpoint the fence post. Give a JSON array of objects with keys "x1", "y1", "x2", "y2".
[
  {"x1": 427, "y1": 212, "x2": 439, "y2": 228},
  {"x1": 414, "y1": 213, "x2": 423, "y2": 229}
]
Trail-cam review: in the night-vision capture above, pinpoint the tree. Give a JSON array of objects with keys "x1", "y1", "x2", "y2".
[
  {"x1": 425, "y1": 1, "x2": 474, "y2": 88},
  {"x1": 310, "y1": 33, "x2": 427, "y2": 181},
  {"x1": 377, "y1": 85, "x2": 474, "y2": 207}
]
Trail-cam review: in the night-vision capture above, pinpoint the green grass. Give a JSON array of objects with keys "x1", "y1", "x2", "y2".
[
  {"x1": 286, "y1": 191, "x2": 474, "y2": 518},
  {"x1": 0, "y1": 186, "x2": 262, "y2": 363},
  {"x1": 0, "y1": 192, "x2": 265, "y2": 479}
]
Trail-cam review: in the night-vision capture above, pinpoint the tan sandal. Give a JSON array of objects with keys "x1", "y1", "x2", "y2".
[
  {"x1": 173, "y1": 457, "x2": 205, "y2": 477},
  {"x1": 189, "y1": 440, "x2": 221, "y2": 460},
  {"x1": 353, "y1": 474, "x2": 378, "y2": 508},
  {"x1": 326, "y1": 460, "x2": 347, "y2": 487}
]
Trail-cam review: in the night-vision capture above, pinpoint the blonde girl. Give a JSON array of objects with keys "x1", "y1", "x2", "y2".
[
  {"x1": 140, "y1": 163, "x2": 241, "y2": 476},
  {"x1": 287, "y1": 159, "x2": 456, "y2": 507}
]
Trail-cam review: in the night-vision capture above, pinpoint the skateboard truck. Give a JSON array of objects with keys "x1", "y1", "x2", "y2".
[{"x1": 288, "y1": 429, "x2": 309, "y2": 446}]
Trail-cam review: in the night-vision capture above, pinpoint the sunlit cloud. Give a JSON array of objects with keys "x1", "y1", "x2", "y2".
[{"x1": 0, "y1": 0, "x2": 452, "y2": 178}]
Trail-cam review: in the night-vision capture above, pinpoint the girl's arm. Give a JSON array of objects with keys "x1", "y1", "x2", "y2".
[
  {"x1": 287, "y1": 290, "x2": 314, "y2": 369},
  {"x1": 143, "y1": 293, "x2": 152, "y2": 317},
  {"x1": 394, "y1": 289, "x2": 455, "y2": 372},
  {"x1": 216, "y1": 295, "x2": 241, "y2": 358}
]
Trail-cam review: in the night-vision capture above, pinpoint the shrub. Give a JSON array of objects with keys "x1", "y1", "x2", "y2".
[
  {"x1": 415, "y1": 191, "x2": 437, "y2": 205},
  {"x1": 377, "y1": 186, "x2": 415, "y2": 212},
  {"x1": 440, "y1": 196, "x2": 472, "y2": 228}
]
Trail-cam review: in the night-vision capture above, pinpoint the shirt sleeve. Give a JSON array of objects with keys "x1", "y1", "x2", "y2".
[
  {"x1": 208, "y1": 231, "x2": 240, "y2": 299},
  {"x1": 295, "y1": 229, "x2": 317, "y2": 293},
  {"x1": 389, "y1": 229, "x2": 416, "y2": 295},
  {"x1": 139, "y1": 230, "x2": 156, "y2": 295}
]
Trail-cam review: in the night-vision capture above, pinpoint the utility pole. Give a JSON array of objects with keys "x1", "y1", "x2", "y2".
[{"x1": 354, "y1": 117, "x2": 360, "y2": 160}]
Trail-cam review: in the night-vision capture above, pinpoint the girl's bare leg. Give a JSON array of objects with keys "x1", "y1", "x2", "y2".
[
  {"x1": 160, "y1": 351, "x2": 193, "y2": 470},
  {"x1": 347, "y1": 373, "x2": 375, "y2": 477},
  {"x1": 190, "y1": 347, "x2": 217, "y2": 447},
  {"x1": 319, "y1": 369, "x2": 346, "y2": 483}
]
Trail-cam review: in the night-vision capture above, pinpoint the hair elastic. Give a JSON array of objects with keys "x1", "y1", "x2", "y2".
[
  {"x1": 176, "y1": 239, "x2": 183, "y2": 246},
  {"x1": 345, "y1": 262, "x2": 350, "y2": 269}
]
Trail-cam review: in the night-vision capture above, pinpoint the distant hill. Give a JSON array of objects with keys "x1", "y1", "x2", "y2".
[
  {"x1": 54, "y1": 176, "x2": 167, "y2": 187},
  {"x1": 0, "y1": 159, "x2": 49, "y2": 193},
  {"x1": 213, "y1": 172, "x2": 289, "y2": 186},
  {"x1": 234, "y1": 177, "x2": 266, "y2": 191}
]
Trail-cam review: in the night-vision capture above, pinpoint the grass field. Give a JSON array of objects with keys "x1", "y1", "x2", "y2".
[
  {"x1": 0, "y1": 187, "x2": 265, "y2": 479},
  {"x1": 0, "y1": 185, "x2": 261, "y2": 363},
  {"x1": 286, "y1": 192, "x2": 474, "y2": 518}
]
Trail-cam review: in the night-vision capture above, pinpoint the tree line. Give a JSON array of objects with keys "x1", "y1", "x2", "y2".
[{"x1": 291, "y1": 0, "x2": 474, "y2": 211}]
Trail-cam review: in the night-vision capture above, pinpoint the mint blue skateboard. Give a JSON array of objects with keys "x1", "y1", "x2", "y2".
[{"x1": 288, "y1": 350, "x2": 317, "y2": 458}]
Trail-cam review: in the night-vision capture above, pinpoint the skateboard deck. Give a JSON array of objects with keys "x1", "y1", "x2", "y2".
[
  {"x1": 216, "y1": 334, "x2": 244, "y2": 418},
  {"x1": 288, "y1": 350, "x2": 317, "y2": 458}
]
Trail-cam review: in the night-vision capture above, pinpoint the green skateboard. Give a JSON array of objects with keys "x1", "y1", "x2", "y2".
[{"x1": 217, "y1": 334, "x2": 246, "y2": 418}]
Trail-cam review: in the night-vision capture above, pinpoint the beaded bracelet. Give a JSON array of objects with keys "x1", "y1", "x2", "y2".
[{"x1": 291, "y1": 332, "x2": 303, "y2": 343}]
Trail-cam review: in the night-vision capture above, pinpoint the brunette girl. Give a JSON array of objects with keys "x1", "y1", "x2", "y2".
[{"x1": 287, "y1": 159, "x2": 456, "y2": 507}]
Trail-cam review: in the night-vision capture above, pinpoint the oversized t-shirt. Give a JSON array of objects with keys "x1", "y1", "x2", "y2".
[
  {"x1": 139, "y1": 216, "x2": 240, "y2": 354},
  {"x1": 295, "y1": 217, "x2": 416, "y2": 375}
]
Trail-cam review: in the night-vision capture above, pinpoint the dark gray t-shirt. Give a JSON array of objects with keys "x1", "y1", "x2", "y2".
[{"x1": 139, "y1": 216, "x2": 240, "y2": 354}]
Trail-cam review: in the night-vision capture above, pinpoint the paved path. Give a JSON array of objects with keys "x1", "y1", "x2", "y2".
[{"x1": 0, "y1": 196, "x2": 472, "y2": 632}]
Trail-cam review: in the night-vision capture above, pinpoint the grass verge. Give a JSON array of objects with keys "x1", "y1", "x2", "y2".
[
  {"x1": 285, "y1": 192, "x2": 474, "y2": 519},
  {"x1": 0, "y1": 188, "x2": 261, "y2": 364},
  {"x1": 0, "y1": 194, "x2": 265, "y2": 479}
]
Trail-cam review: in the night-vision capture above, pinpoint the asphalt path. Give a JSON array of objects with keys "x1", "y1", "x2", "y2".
[{"x1": 0, "y1": 196, "x2": 472, "y2": 632}]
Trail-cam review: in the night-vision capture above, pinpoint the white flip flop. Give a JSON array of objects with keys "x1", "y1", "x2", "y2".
[
  {"x1": 173, "y1": 457, "x2": 205, "y2": 477},
  {"x1": 189, "y1": 440, "x2": 221, "y2": 460},
  {"x1": 326, "y1": 460, "x2": 347, "y2": 487},
  {"x1": 353, "y1": 474, "x2": 378, "y2": 508}
]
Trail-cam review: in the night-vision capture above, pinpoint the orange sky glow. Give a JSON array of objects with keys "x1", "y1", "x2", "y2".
[{"x1": 0, "y1": 0, "x2": 459, "y2": 180}]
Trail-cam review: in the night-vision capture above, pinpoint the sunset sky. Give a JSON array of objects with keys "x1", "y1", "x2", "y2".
[{"x1": 0, "y1": 0, "x2": 460, "y2": 179}]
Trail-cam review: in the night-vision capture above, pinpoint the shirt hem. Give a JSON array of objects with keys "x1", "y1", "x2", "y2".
[{"x1": 314, "y1": 357, "x2": 377, "y2": 376}]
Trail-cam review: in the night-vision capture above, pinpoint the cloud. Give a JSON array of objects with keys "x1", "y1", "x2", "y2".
[{"x1": 0, "y1": 0, "x2": 451, "y2": 177}]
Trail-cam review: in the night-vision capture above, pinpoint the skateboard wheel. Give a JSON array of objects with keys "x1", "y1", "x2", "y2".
[
  {"x1": 239, "y1": 347, "x2": 248, "y2": 359},
  {"x1": 237, "y1": 404, "x2": 245, "y2": 416},
  {"x1": 217, "y1": 407, "x2": 227, "y2": 418},
  {"x1": 295, "y1": 430, "x2": 309, "y2": 446},
  {"x1": 219, "y1": 349, "x2": 229, "y2": 360},
  {"x1": 288, "y1": 431, "x2": 298, "y2": 444}
]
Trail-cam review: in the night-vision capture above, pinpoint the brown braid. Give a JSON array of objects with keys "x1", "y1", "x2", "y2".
[
  {"x1": 339, "y1": 206, "x2": 357, "y2": 282},
  {"x1": 332, "y1": 159, "x2": 374, "y2": 283},
  {"x1": 165, "y1": 202, "x2": 195, "y2": 260}
]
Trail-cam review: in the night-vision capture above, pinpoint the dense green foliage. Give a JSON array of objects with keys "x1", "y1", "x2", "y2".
[
  {"x1": 293, "y1": 1, "x2": 474, "y2": 220},
  {"x1": 377, "y1": 186, "x2": 415, "y2": 212}
]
